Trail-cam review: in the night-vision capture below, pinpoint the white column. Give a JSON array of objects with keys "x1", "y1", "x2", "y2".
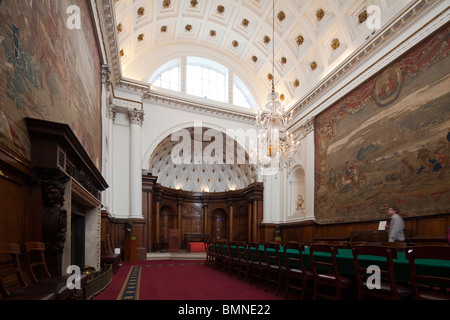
[
  {"x1": 101, "y1": 64, "x2": 114, "y2": 213},
  {"x1": 128, "y1": 108, "x2": 145, "y2": 219}
]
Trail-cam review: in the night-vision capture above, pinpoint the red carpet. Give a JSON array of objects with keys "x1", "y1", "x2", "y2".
[{"x1": 94, "y1": 260, "x2": 283, "y2": 300}]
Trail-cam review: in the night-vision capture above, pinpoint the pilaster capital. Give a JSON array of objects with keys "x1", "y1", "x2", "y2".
[{"x1": 128, "y1": 108, "x2": 145, "y2": 126}]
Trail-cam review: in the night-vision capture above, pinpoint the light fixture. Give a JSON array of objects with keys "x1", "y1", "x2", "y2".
[{"x1": 253, "y1": 0, "x2": 299, "y2": 175}]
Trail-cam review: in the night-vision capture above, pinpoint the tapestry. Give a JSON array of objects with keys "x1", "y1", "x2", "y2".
[
  {"x1": 314, "y1": 24, "x2": 450, "y2": 224},
  {"x1": 0, "y1": 0, "x2": 102, "y2": 169}
]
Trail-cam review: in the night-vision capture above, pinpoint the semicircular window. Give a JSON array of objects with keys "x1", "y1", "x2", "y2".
[{"x1": 149, "y1": 56, "x2": 257, "y2": 110}]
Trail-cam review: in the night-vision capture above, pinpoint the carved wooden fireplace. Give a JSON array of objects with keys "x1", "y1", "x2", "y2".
[{"x1": 26, "y1": 118, "x2": 108, "y2": 276}]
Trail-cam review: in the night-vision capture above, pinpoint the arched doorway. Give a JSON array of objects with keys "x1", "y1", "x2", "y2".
[{"x1": 211, "y1": 208, "x2": 227, "y2": 240}]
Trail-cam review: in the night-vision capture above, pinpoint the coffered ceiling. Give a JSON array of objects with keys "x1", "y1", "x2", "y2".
[{"x1": 112, "y1": 0, "x2": 413, "y2": 109}]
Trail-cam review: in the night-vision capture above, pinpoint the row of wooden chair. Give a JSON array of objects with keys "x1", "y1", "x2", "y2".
[
  {"x1": 204, "y1": 240, "x2": 450, "y2": 300},
  {"x1": 0, "y1": 242, "x2": 88, "y2": 300}
]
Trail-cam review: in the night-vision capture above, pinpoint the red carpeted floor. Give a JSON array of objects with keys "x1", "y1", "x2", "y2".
[{"x1": 94, "y1": 260, "x2": 284, "y2": 300}]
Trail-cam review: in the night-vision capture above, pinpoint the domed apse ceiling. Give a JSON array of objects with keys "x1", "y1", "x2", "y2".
[
  {"x1": 114, "y1": 0, "x2": 413, "y2": 110},
  {"x1": 149, "y1": 127, "x2": 256, "y2": 192}
]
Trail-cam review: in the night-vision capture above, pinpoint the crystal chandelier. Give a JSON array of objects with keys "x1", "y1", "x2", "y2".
[{"x1": 253, "y1": 0, "x2": 299, "y2": 175}]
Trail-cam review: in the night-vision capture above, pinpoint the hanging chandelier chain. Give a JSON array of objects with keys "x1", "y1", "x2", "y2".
[
  {"x1": 272, "y1": 0, "x2": 275, "y2": 93},
  {"x1": 253, "y1": 0, "x2": 300, "y2": 175}
]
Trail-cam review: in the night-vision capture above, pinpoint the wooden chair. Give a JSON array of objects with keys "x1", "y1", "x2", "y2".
[
  {"x1": 226, "y1": 241, "x2": 240, "y2": 277},
  {"x1": 406, "y1": 245, "x2": 450, "y2": 300},
  {"x1": 24, "y1": 242, "x2": 90, "y2": 300},
  {"x1": 352, "y1": 244, "x2": 411, "y2": 300},
  {"x1": 204, "y1": 240, "x2": 216, "y2": 268},
  {"x1": 236, "y1": 242, "x2": 251, "y2": 281},
  {"x1": 220, "y1": 241, "x2": 231, "y2": 274},
  {"x1": 0, "y1": 243, "x2": 56, "y2": 300},
  {"x1": 215, "y1": 241, "x2": 227, "y2": 272},
  {"x1": 309, "y1": 244, "x2": 354, "y2": 300},
  {"x1": 247, "y1": 242, "x2": 267, "y2": 288},
  {"x1": 283, "y1": 242, "x2": 313, "y2": 299},
  {"x1": 263, "y1": 242, "x2": 284, "y2": 296},
  {"x1": 101, "y1": 234, "x2": 121, "y2": 274}
]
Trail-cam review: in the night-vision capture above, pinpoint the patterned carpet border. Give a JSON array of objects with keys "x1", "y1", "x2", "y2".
[{"x1": 116, "y1": 262, "x2": 204, "y2": 300}]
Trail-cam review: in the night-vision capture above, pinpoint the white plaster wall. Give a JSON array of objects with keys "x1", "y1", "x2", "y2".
[
  {"x1": 110, "y1": 88, "x2": 257, "y2": 219},
  {"x1": 262, "y1": 129, "x2": 315, "y2": 224},
  {"x1": 141, "y1": 101, "x2": 257, "y2": 170}
]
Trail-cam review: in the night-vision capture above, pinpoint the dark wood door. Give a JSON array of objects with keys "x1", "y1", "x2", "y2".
[{"x1": 211, "y1": 208, "x2": 227, "y2": 240}]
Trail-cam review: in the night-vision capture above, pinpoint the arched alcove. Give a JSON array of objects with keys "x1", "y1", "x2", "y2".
[
  {"x1": 287, "y1": 166, "x2": 306, "y2": 220},
  {"x1": 148, "y1": 126, "x2": 256, "y2": 192}
]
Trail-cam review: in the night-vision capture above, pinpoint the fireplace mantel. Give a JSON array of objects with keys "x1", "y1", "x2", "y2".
[
  {"x1": 26, "y1": 118, "x2": 108, "y2": 275},
  {"x1": 26, "y1": 118, "x2": 108, "y2": 198}
]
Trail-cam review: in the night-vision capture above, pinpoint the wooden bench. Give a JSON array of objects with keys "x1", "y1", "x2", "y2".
[{"x1": 0, "y1": 242, "x2": 73, "y2": 300}]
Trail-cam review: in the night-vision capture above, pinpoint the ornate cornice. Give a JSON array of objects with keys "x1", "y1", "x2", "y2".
[{"x1": 145, "y1": 91, "x2": 256, "y2": 123}]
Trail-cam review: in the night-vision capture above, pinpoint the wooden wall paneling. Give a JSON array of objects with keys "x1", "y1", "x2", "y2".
[
  {"x1": 0, "y1": 175, "x2": 25, "y2": 243},
  {"x1": 412, "y1": 215, "x2": 449, "y2": 239},
  {"x1": 258, "y1": 213, "x2": 449, "y2": 244},
  {"x1": 0, "y1": 146, "x2": 41, "y2": 245}
]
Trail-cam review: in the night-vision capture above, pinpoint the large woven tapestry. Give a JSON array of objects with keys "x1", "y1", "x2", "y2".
[
  {"x1": 0, "y1": 0, "x2": 102, "y2": 168},
  {"x1": 314, "y1": 24, "x2": 450, "y2": 224}
]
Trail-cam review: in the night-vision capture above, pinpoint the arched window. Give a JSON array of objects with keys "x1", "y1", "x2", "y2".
[
  {"x1": 148, "y1": 56, "x2": 257, "y2": 110},
  {"x1": 149, "y1": 59, "x2": 181, "y2": 92},
  {"x1": 186, "y1": 57, "x2": 227, "y2": 103},
  {"x1": 233, "y1": 74, "x2": 256, "y2": 110}
]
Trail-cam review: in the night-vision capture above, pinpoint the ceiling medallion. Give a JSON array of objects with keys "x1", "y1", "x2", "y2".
[
  {"x1": 161, "y1": 26, "x2": 167, "y2": 33},
  {"x1": 190, "y1": 0, "x2": 198, "y2": 8},
  {"x1": 316, "y1": 9, "x2": 325, "y2": 21},
  {"x1": 163, "y1": 0, "x2": 170, "y2": 9},
  {"x1": 264, "y1": 35, "x2": 271, "y2": 45},
  {"x1": 296, "y1": 35, "x2": 304, "y2": 46},
  {"x1": 242, "y1": 19, "x2": 249, "y2": 28},
  {"x1": 232, "y1": 40, "x2": 239, "y2": 48},
  {"x1": 293, "y1": 79, "x2": 300, "y2": 88},
  {"x1": 210, "y1": 30, "x2": 216, "y2": 37},
  {"x1": 252, "y1": 56, "x2": 258, "y2": 63},
  {"x1": 137, "y1": 34, "x2": 144, "y2": 42},
  {"x1": 331, "y1": 38, "x2": 340, "y2": 50},
  {"x1": 117, "y1": 23, "x2": 123, "y2": 33},
  {"x1": 217, "y1": 5, "x2": 225, "y2": 14},
  {"x1": 311, "y1": 61, "x2": 318, "y2": 70},
  {"x1": 185, "y1": 24, "x2": 192, "y2": 32},
  {"x1": 137, "y1": 7, "x2": 145, "y2": 17},
  {"x1": 278, "y1": 11, "x2": 286, "y2": 22},
  {"x1": 253, "y1": 0, "x2": 299, "y2": 175},
  {"x1": 359, "y1": 10, "x2": 368, "y2": 24}
]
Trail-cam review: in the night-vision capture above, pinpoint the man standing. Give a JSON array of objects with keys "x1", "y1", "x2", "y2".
[{"x1": 386, "y1": 206, "x2": 405, "y2": 242}]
